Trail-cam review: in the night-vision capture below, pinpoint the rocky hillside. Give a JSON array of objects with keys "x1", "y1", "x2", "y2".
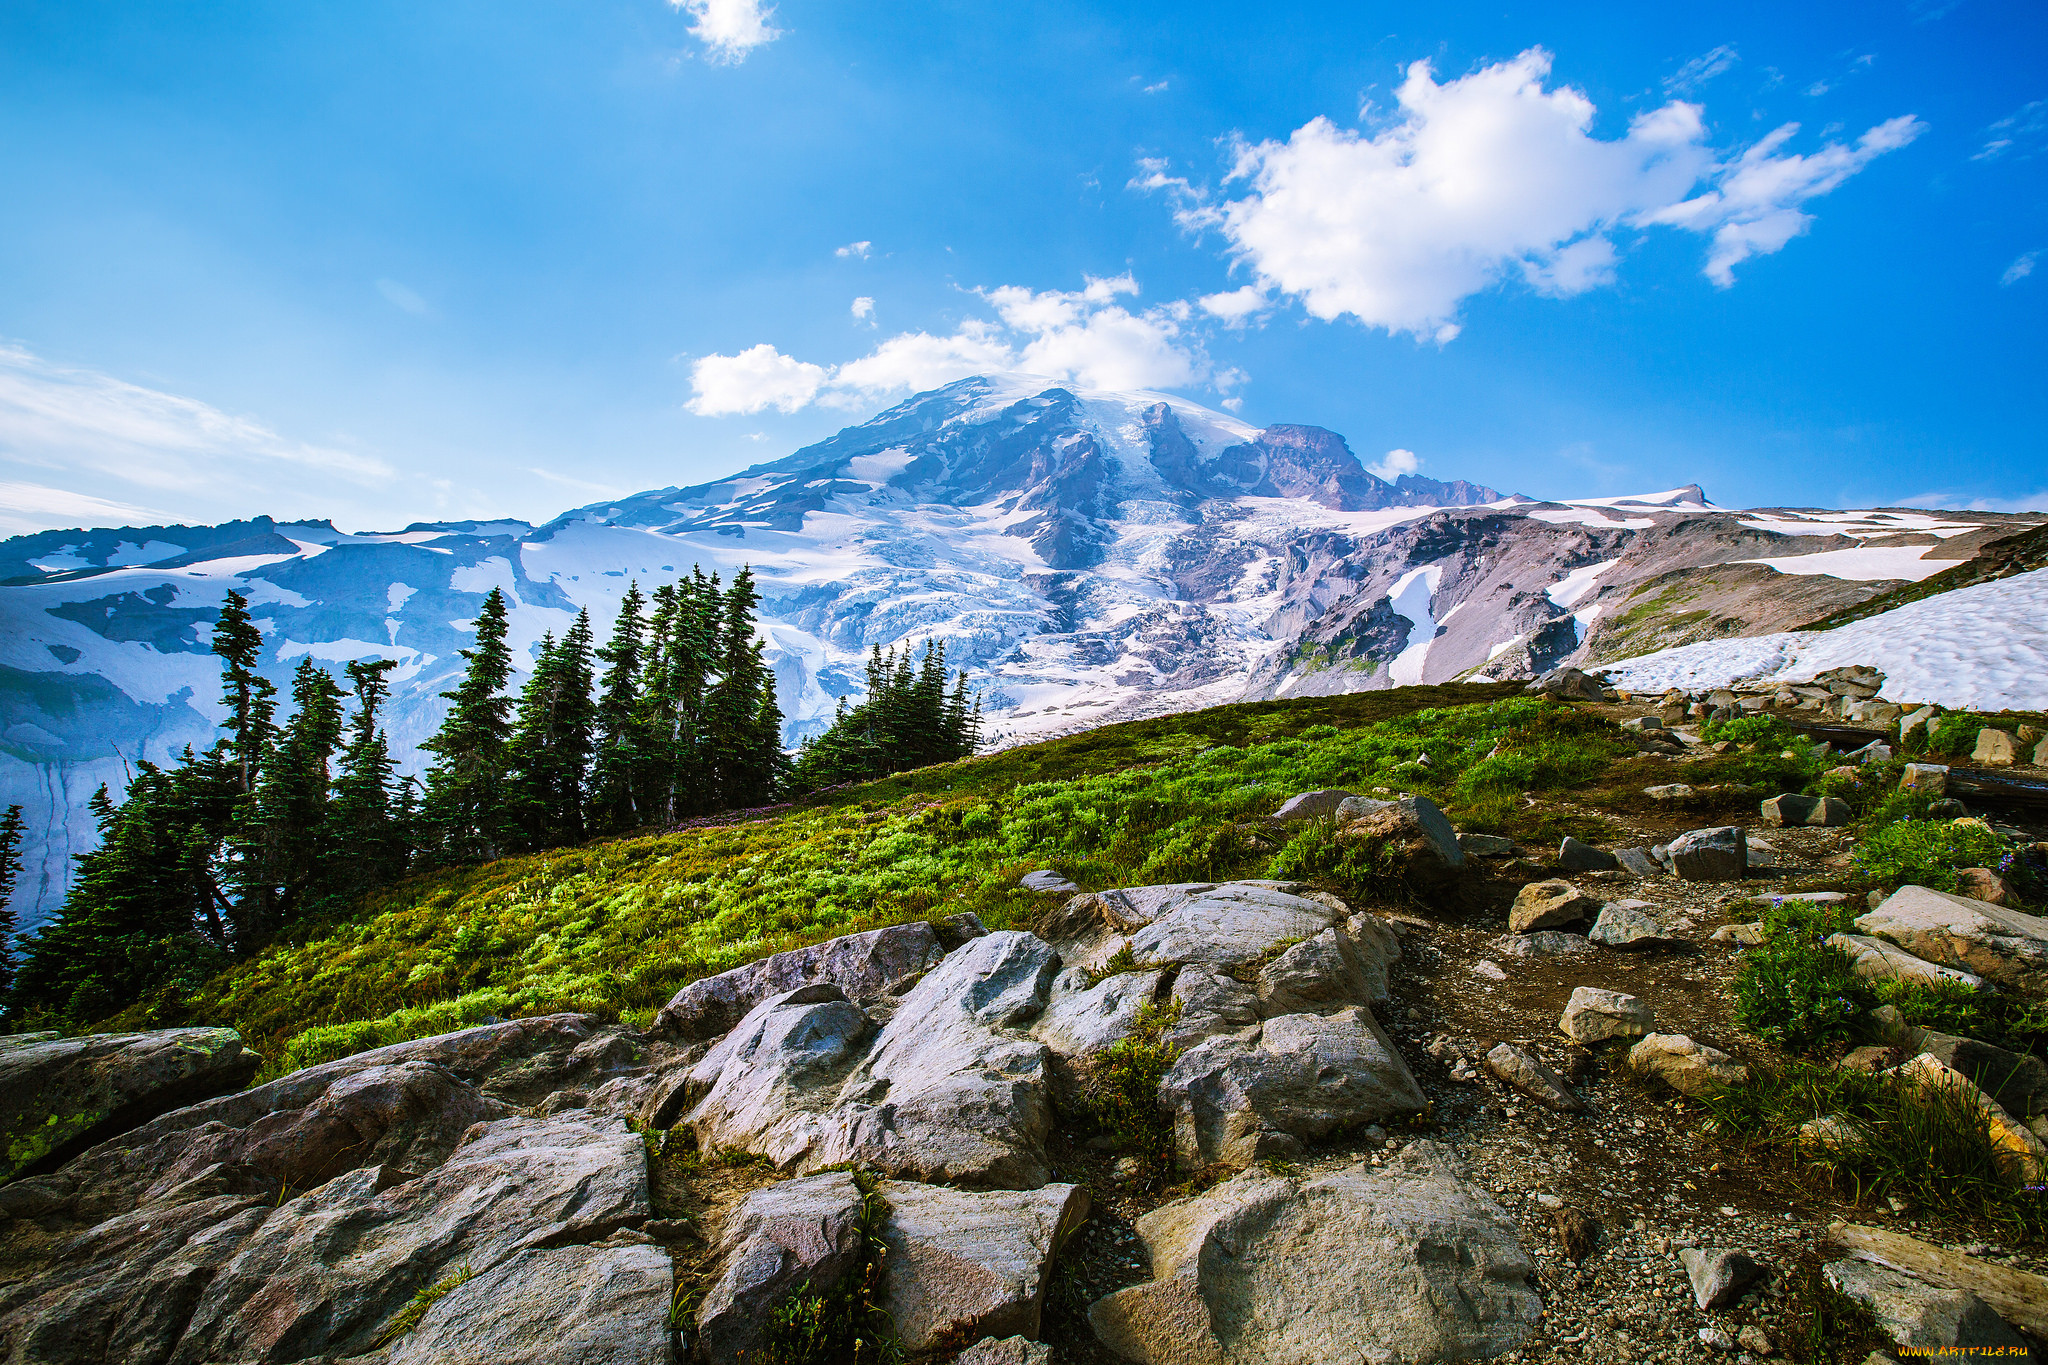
[
  {"x1": 3, "y1": 373, "x2": 2041, "y2": 925},
  {"x1": 3, "y1": 681, "x2": 2047, "y2": 1362}
]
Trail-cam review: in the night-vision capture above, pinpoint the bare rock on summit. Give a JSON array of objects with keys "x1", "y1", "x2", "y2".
[{"x1": 1088, "y1": 1143, "x2": 1540, "y2": 1365}]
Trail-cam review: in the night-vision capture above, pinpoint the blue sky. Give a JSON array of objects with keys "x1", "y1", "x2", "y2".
[{"x1": 0, "y1": 0, "x2": 2041, "y2": 533}]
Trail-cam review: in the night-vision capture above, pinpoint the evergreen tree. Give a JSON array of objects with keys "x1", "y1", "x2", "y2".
[
  {"x1": 505, "y1": 611, "x2": 597, "y2": 850},
  {"x1": 322, "y1": 658, "x2": 408, "y2": 898},
  {"x1": 211, "y1": 589, "x2": 276, "y2": 798},
  {"x1": 420, "y1": 588, "x2": 515, "y2": 861},
  {"x1": 0, "y1": 804, "x2": 24, "y2": 999},
  {"x1": 705, "y1": 568, "x2": 785, "y2": 808},
  {"x1": 587, "y1": 582, "x2": 648, "y2": 832},
  {"x1": 787, "y1": 638, "x2": 979, "y2": 793},
  {"x1": 241, "y1": 660, "x2": 346, "y2": 932}
]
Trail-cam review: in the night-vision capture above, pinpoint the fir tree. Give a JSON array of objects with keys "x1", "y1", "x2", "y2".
[
  {"x1": 587, "y1": 582, "x2": 648, "y2": 832},
  {"x1": 211, "y1": 589, "x2": 276, "y2": 798},
  {"x1": 420, "y1": 588, "x2": 515, "y2": 861},
  {"x1": 0, "y1": 804, "x2": 24, "y2": 999},
  {"x1": 323, "y1": 658, "x2": 407, "y2": 898},
  {"x1": 505, "y1": 611, "x2": 597, "y2": 850},
  {"x1": 787, "y1": 638, "x2": 978, "y2": 793},
  {"x1": 242, "y1": 659, "x2": 346, "y2": 931}
]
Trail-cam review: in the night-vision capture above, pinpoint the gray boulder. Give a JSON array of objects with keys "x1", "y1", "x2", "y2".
[
  {"x1": 957, "y1": 1338, "x2": 1053, "y2": 1365},
  {"x1": 0, "y1": 1028, "x2": 259, "y2": 1182},
  {"x1": 1164, "y1": 967, "x2": 1264, "y2": 1050},
  {"x1": 1020, "y1": 869, "x2": 1080, "y2": 893},
  {"x1": 656, "y1": 921, "x2": 952, "y2": 1041},
  {"x1": 167, "y1": 1112, "x2": 651, "y2": 1361},
  {"x1": 1269, "y1": 790, "x2": 1357, "y2": 821},
  {"x1": 1668, "y1": 827, "x2": 1748, "y2": 881},
  {"x1": 1589, "y1": 903, "x2": 1680, "y2": 951},
  {"x1": 1388, "y1": 795, "x2": 1464, "y2": 868},
  {"x1": 694, "y1": 1170, "x2": 866, "y2": 1365},
  {"x1": 1810, "y1": 796, "x2": 1852, "y2": 826},
  {"x1": 876, "y1": 1179, "x2": 1089, "y2": 1355},
  {"x1": 1827, "y1": 933, "x2": 1988, "y2": 992},
  {"x1": 1161, "y1": 1009, "x2": 1425, "y2": 1167},
  {"x1": 1088, "y1": 1144, "x2": 1540, "y2": 1364},
  {"x1": 1529, "y1": 666, "x2": 1605, "y2": 702},
  {"x1": 1681, "y1": 1247, "x2": 1763, "y2": 1311},
  {"x1": 1761, "y1": 793, "x2": 1819, "y2": 827},
  {"x1": 1558, "y1": 837, "x2": 1620, "y2": 872},
  {"x1": 678, "y1": 985, "x2": 875, "y2": 1166},
  {"x1": 1855, "y1": 885, "x2": 2048, "y2": 995},
  {"x1": 1499, "y1": 931, "x2": 1593, "y2": 958},
  {"x1": 1615, "y1": 846, "x2": 1664, "y2": 878},
  {"x1": 385, "y1": 1244, "x2": 674, "y2": 1365},
  {"x1": 1457, "y1": 832, "x2": 1516, "y2": 856},
  {"x1": 1128, "y1": 884, "x2": 1342, "y2": 973},
  {"x1": 1882, "y1": 1024, "x2": 2048, "y2": 1119},
  {"x1": 1033, "y1": 967, "x2": 1166, "y2": 1062},
  {"x1": 1629, "y1": 1034, "x2": 1749, "y2": 1097},
  {"x1": 1255, "y1": 926, "x2": 1388, "y2": 1015},
  {"x1": 1482, "y1": 1043, "x2": 1581, "y2": 1112},
  {"x1": 1509, "y1": 880, "x2": 1598, "y2": 934},
  {"x1": 1823, "y1": 1259, "x2": 2028, "y2": 1357},
  {"x1": 1559, "y1": 988, "x2": 1655, "y2": 1044}
]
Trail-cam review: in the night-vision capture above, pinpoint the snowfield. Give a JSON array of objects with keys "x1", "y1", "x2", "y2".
[{"x1": 1599, "y1": 567, "x2": 2048, "y2": 711}]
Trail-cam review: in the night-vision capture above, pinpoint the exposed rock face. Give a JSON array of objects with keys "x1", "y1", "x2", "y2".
[
  {"x1": 1128, "y1": 883, "x2": 1341, "y2": 972},
  {"x1": 385, "y1": 1244, "x2": 675, "y2": 1365},
  {"x1": 1088, "y1": 1143, "x2": 1541, "y2": 1365},
  {"x1": 656, "y1": 921, "x2": 953, "y2": 1041},
  {"x1": 1827, "y1": 932, "x2": 1989, "y2": 991},
  {"x1": 1855, "y1": 885, "x2": 2048, "y2": 995},
  {"x1": 1034, "y1": 968, "x2": 1167, "y2": 1063},
  {"x1": 0, "y1": 1028, "x2": 259, "y2": 1181},
  {"x1": 1896, "y1": 1053, "x2": 2048, "y2": 1183},
  {"x1": 1160, "y1": 1009, "x2": 1426, "y2": 1167},
  {"x1": 695, "y1": 1171, "x2": 867, "y2": 1365},
  {"x1": 876, "y1": 1180, "x2": 1090, "y2": 1354},
  {"x1": 678, "y1": 984, "x2": 876, "y2": 1168},
  {"x1": 1822, "y1": 1259, "x2": 2029, "y2": 1356}
]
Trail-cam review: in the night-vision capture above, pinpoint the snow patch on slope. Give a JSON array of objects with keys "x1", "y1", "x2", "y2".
[
  {"x1": 1599, "y1": 567, "x2": 2048, "y2": 711},
  {"x1": 1387, "y1": 564, "x2": 1443, "y2": 686}
]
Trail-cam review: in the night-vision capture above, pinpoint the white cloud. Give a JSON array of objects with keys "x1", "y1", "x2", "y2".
[
  {"x1": 1666, "y1": 45, "x2": 1739, "y2": 94},
  {"x1": 1142, "y1": 80, "x2": 1170, "y2": 95},
  {"x1": 1641, "y1": 115, "x2": 1925, "y2": 286},
  {"x1": 1367, "y1": 448, "x2": 1420, "y2": 481},
  {"x1": 1198, "y1": 285, "x2": 1269, "y2": 325},
  {"x1": 0, "y1": 480, "x2": 163, "y2": 536},
  {"x1": 836, "y1": 240, "x2": 873, "y2": 259},
  {"x1": 0, "y1": 344, "x2": 393, "y2": 491},
  {"x1": 1974, "y1": 101, "x2": 2046, "y2": 162},
  {"x1": 685, "y1": 343, "x2": 828, "y2": 415},
  {"x1": 376, "y1": 278, "x2": 434, "y2": 318},
  {"x1": 2003, "y1": 251, "x2": 2039, "y2": 286},
  {"x1": 688, "y1": 275, "x2": 1215, "y2": 416},
  {"x1": 1901, "y1": 488, "x2": 2048, "y2": 513},
  {"x1": 673, "y1": 0, "x2": 781, "y2": 63},
  {"x1": 1154, "y1": 48, "x2": 1923, "y2": 337},
  {"x1": 850, "y1": 296, "x2": 875, "y2": 324}
]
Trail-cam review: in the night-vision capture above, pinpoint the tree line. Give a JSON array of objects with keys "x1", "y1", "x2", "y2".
[{"x1": 5, "y1": 568, "x2": 793, "y2": 1025}]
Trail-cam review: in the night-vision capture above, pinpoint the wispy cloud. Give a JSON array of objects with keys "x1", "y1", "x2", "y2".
[
  {"x1": 835, "y1": 240, "x2": 872, "y2": 260},
  {"x1": 376, "y1": 278, "x2": 434, "y2": 318},
  {"x1": 851, "y1": 296, "x2": 875, "y2": 325},
  {"x1": 1665, "y1": 45, "x2": 1738, "y2": 95},
  {"x1": 2002, "y1": 251, "x2": 2039, "y2": 286},
  {"x1": 671, "y1": 0, "x2": 781, "y2": 64},
  {"x1": 1973, "y1": 101, "x2": 2046, "y2": 162},
  {"x1": 0, "y1": 480, "x2": 163, "y2": 536}
]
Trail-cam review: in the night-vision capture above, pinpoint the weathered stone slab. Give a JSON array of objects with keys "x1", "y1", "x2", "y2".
[
  {"x1": 386, "y1": 1244, "x2": 674, "y2": 1365},
  {"x1": 694, "y1": 1170, "x2": 866, "y2": 1365},
  {"x1": 877, "y1": 1180, "x2": 1089, "y2": 1355},
  {"x1": 1856, "y1": 886, "x2": 2048, "y2": 995},
  {"x1": 657, "y1": 922, "x2": 952, "y2": 1040}
]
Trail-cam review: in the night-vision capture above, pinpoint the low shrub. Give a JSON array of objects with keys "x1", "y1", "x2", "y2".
[
  {"x1": 1077, "y1": 999, "x2": 1183, "y2": 1171},
  {"x1": 1730, "y1": 899, "x2": 1866, "y2": 1053},
  {"x1": 753, "y1": 1176, "x2": 900, "y2": 1365},
  {"x1": 1925, "y1": 712, "x2": 1989, "y2": 758},
  {"x1": 1698, "y1": 714, "x2": 1803, "y2": 749},
  {"x1": 1852, "y1": 819, "x2": 2009, "y2": 893}
]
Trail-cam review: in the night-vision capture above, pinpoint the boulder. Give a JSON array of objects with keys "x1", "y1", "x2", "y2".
[
  {"x1": 1509, "y1": 880, "x2": 1598, "y2": 934},
  {"x1": 1615, "y1": 846, "x2": 1664, "y2": 878},
  {"x1": 1855, "y1": 886, "x2": 2048, "y2": 995},
  {"x1": 677, "y1": 985, "x2": 875, "y2": 1166},
  {"x1": 1644, "y1": 784, "x2": 1694, "y2": 801},
  {"x1": 1161, "y1": 1009, "x2": 1425, "y2": 1167},
  {"x1": 1667, "y1": 827, "x2": 1748, "y2": 882},
  {"x1": 876, "y1": 1180, "x2": 1090, "y2": 1355},
  {"x1": 1481, "y1": 1043, "x2": 1581, "y2": 1112},
  {"x1": 1827, "y1": 933, "x2": 1988, "y2": 992},
  {"x1": 1589, "y1": 903, "x2": 1679, "y2": 951},
  {"x1": 1761, "y1": 794, "x2": 1819, "y2": 828},
  {"x1": 1269, "y1": 790, "x2": 1357, "y2": 822},
  {"x1": 2035, "y1": 736, "x2": 2048, "y2": 768},
  {"x1": 1339, "y1": 796, "x2": 1465, "y2": 870},
  {"x1": 1087, "y1": 1144, "x2": 1541, "y2": 1365},
  {"x1": 1128, "y1": 884, "x2": 1341, "y2": 974},
  {"x1": 1971, "y1": 729, "x2": 2020, "y2": 767},
  {"x1": 1033, "y1": 968, "x2": 1166, "y2": 1062},
  {"x1": 1899, "y1": 706, "x2": 1940, "y2": 745},
  {"x1": 817, "y1": 931, "x2": 1061, "y2": 1187},
  {"x1": 1896, "y1": 1054, "x2": 2048, "y2": 1183},
  {"x1": 1885, "y1": 1026, "x2": 2048, "y2": 1119},
  {"x1": 1457, "y1": 832, "x2": 1516, "y2": 856},
  {"x1": 656, "y1": 921, "x2": 951, "y2": 1041},
  {"x1": 1499, "y1": 931, "x2": 1593, "y2": 958},
  {"x1": 958, "y1": 1339, "x2": 1054, "y2": 1365},
  {"x1": 1809, "y1": 796, "x2": 1852, "y2": 827},
  {"x1": 1798, "y1": 1114, "x2": 1864, "y2": 1152},
  {"x1": 1899, "y1": 763, "x2": 1949, "y2": 797},
  {"x1": 1254, "y1": 926, "x2": 1387, "y2": 1015},
  {"x1": 1164, "y1": 967, "x2": 1264, "y2": 1051},
  {"x1": 1628, "y1": 1034, "x2": 1749, "y2": 1097},
  {"x1": 1529, "y1": 666, "x2": 1605, "y2": 702},
  {"x1": 1681, "y1": 1247, "x2": 1763, "y2": 1312},
  {"x1": 1955, "y1": 869, "x2": 2014, "y2": 906},
  {"x1": 0, "y1": 1028, "x2": 259, "y2": 1182},
  {"x1": 694, "y1": 1170, "x2": 867, "y2": 1365},
  {"x1": 1557, "y1": 837, "x2": 1619, "y2": 873},
  {"x1": 384, "y1": 1244, "x2": 674, "y2": 1365},
  {"x1": 165, "y1": 1113, "x2": 652, "y2": 1362},
  {"x1": 1823, "y1": 1260, "x2": 2029, "y2": 1358},
  {"x1": 1020, "y1": 869, "x2": 1080, "y2": 893},
  {"x1": 1711, "y1": 922, "x2": 1768, "y2": 947},
  {"x1": 1558, "y1": 988, "x2": 1654, "y2": 1044}
]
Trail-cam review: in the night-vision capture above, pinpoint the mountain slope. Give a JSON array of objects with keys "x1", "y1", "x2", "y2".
[{"x1": 1, "y1": 373, "x2": 2040, "y2": 924}]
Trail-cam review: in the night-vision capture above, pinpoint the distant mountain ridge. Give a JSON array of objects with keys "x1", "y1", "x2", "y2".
[{"x1": 1, "y1": 373, "x2": 2040, "y2": 924}]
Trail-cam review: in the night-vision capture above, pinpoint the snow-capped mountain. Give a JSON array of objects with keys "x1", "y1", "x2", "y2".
[{"x1": 2, "y1": 373, "x2": 2041, "y2": 924}]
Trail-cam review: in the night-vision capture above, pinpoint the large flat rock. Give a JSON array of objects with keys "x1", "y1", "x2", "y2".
[
  {"x1": 656, "y1": 921, "x2": 952, "y2": 1041},
  {"x1": 693, "y1": 1170, "x2": 867, "y2": 1365},
  {"x1": 877, "y1": 1180, "x2": 1090, "y2": 1355},
  {"x1": 1856, "y1": 886, "x2": 2048, "y2": 995},
  {"x1": 386, "y1": 1244, "x2": 675, "y2": 1365},
  {"x1": 1127, "y1": 884, "x2": 1342, "y2": 973},
  {"x1": 0, "y1": 1028, "x2": 259, "y2": 1181},
  {"x1": 1089, "y1": 1143, "x2": 1540, "y2": 1365}
]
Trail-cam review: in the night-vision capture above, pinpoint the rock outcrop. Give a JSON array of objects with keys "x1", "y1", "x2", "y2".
[{"x1": 1855, "y1": 885, "x2": 2048, "y2": 996}]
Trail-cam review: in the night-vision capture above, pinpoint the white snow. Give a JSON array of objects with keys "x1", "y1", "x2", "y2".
[
  {"x1": 1387, "y1": 564, "x2": 1443, "y2": 686},
  {"x1": 846, "y1": 449, "x2": 914, "y2": 484},
  {"x1": 1547, "y1": 559, "x2": 1620, "y2": 609},
  {"x1": 1599, "y1": 567, "x2": 2048, "y2": 711},
  {"x1": 1564, "y1": 488, "x2": 1712, "y2": 509},
  {"x1": 1744, "y1": 545, "x2": 1947, "y2": 582},
  {"x1": 386, "y1": 582, "x2": 417, "y2": 613},
  {"x1": 1527, "y1": 507, "x2": 1657, "y2": 529}
]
